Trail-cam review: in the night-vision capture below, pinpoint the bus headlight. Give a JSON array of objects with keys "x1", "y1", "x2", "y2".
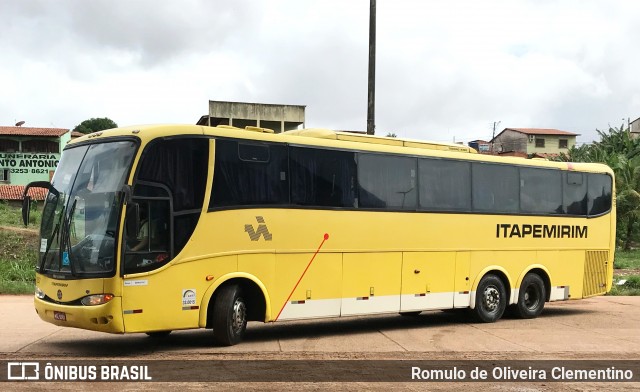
[
  {"x1": 35, "y1": 287, "x2": 45, "y2": 299},
  {"x1": 81, "y1": 294, "x2": 114, "y2": 306}
]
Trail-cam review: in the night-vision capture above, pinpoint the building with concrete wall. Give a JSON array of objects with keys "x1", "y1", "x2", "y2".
[
  {"x1": 631, "y1": 116, "x2": 640, "y2": 138},
  {"x1": 490, "y1": 128, "x2": 578, "y2": 156},
  {"x1": 197, "y1": 100, "x2": 305, "y2": 133}
]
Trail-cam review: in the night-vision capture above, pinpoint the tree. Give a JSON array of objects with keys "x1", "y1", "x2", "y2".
[
  {"x1": 386, "y1": 132, "x2": 397, "y2": 138},
  {"x1": 556, "y1": 124, "x2": 640, "y2": 249},
  {"x1": 73, "y1": 117, "x2": 118, "y2": 134}
]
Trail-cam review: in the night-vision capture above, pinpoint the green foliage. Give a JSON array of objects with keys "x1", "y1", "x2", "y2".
[
  {"x1": 609, "y1": 275, "x2": 640, "y2": 296},
  {"x1": 0, "y1": 230, "x2": 38, "y2": 294},
  {"x1": 73, "y1": 117, "x2": 118, "y2": 134},
  {"x1": 555, "y1": 124, "x2": 640, "y2": 250},
  {"x1": 0, "y1": 201, "x2": 42, "y2": 227},
  {"x1": 614, "y1": 250, "x2": 640, "y2": 269}
]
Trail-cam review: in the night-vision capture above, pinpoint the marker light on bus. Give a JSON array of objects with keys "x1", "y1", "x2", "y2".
[
  {"x1": 35, "y1": 287, "x2": 45, "y2": 299},
  {"x1": 81, "y1": 294, "x2": 114, "y2": 306}
]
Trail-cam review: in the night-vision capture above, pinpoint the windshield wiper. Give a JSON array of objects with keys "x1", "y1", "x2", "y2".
[
  {"x1": 39, "y1": 216, "x2": 62, "y2": 272},
  {"x1": 60, "y1": 198, "x2": 78, "y2": 276},
  {"x1": 39, "y1": 193, "x2": 64, "y2": 272}
]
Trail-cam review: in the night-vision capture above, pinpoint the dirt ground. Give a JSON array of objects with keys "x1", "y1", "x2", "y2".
[{"x1": 1, "y1": 295, "x2": 640, "y2": 390}]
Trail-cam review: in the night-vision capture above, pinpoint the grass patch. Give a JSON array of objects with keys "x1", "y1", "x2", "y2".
[
  {"x1": 614, "y1": 250, "x2": 640, "y2": 269},
  {"x1": 0, "y1": 229, "x2": 38, "y2": 295},
  {"x1": 0, "y1": 200, "x2": 42, "y2": 228},
  {"x1": 609, "y1": 275, "x2": 640, "y2": 296}
]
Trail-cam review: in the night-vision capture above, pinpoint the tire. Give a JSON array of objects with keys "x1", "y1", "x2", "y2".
[
  {"x1": 473, "y1": 274, "x2": 507, "y2": 323},
  {"x1": 399, "y1": 311, "x2": 422, "y2": 317},
  {"x1": 212, "y1": 284, "x2": 247, "y2": 346},
  {"x1": 146, "y1": 331, "x2": 171, "y2": 338},
  {"x1": 515, "y1": 273, "x2": 546, "y2": 319}
]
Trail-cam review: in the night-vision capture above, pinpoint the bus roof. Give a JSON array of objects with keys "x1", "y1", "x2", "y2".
[
  {"x1": 283, "y1": 128, "x2": 476, "y2": 153},
  {"x1": 68, "y1": 124, "x2": 614, "y2": 176}
]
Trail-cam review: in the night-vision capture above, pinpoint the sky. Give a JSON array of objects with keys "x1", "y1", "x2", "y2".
[{"x1": 1, "y1": 0, "x2": 639, "y2": 144}]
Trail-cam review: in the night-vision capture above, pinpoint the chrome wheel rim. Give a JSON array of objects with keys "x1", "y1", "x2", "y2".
[
  {"x1": 231, "y1": 297, "x2": 246, "y2": 335},
  {"x1": 483, "y1": 286, "x2": 500, "y2": 312}
]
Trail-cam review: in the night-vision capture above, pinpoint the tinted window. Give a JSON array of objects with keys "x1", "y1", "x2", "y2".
[
  {"x1": 358, "y1": 154, "x2": 417, "y2": 209},
  {"x1": 290, "y1": 147, "x2": 356, "y2": 207},
  {"x1": 472, "y1": 163, "x2": 519, "y2": 213},
  {"x1": 138, "y1": 138, "x2": 209, "y2": 211},
  {"x1": 419, "y1": 158, "x2": 471, "y2": 211},
  {"x1": 588, "y1": 173, "x2": 612, "y2": 215},
  {"x1": 131, "y1": 138, "x2": 209, "y2": 270},
  {"x1": 563, "y1": 172, "x2": 587, "y2": 215},
  {"x1": 520, "y1": 168, "x2": 562, "y2": 214},
  {"x1": 210, "y1": 139, "x2": 289, "y2": 207}
]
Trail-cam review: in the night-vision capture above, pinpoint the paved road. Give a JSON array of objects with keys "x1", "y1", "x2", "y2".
[
  {"x1": 1, "y1": 295, "x2": 640, "y2": 390},
  {"x1": 2, "y1": 295, "x2": 640, "y2": 356}
]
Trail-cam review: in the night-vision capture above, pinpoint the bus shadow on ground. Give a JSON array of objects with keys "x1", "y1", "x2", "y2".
[{"x1": 41, "y1": 305, "x2": 593, "y2": 356}]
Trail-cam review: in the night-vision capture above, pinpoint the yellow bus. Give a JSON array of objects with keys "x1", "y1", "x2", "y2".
[{"x1": 24, "y1": 124, "x2": 615, "y2": 345}]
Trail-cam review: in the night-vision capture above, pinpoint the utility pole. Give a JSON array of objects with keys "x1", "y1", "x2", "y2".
[
  {"x1": 367, "y1": 0, "x2": 376, "y2": 135},
  {"x1": 491, "y1": 121, "x2": 501, "y2": 153}
]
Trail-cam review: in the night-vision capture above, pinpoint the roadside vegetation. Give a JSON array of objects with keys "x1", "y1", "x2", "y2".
[
  {"x1": 0, "y1": 202, "x2": 40, "y2": 294},
  {"x1": 611, "y1": 250, "x2": 640, "y2": 295}
]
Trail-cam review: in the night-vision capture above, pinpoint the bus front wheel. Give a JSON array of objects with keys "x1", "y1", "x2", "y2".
[
  {"x1": 212, "y1": 284, "x2": 247, "y2": 346},
  {"x1": 515, "y1": 273, "x2": 546, "y2": 319},
  {"x1": 473, "y1": 274, "x2": 506, "y2": 323}
]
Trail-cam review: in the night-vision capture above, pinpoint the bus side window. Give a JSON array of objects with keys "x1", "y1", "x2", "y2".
[
  {"x1": 563, "y1": 172, "x2": 587, "y2": 215},
  {"x1": 210, "y1": 139, "x2": 289, "y2": 207},
  {"x1": 358, "y1": 153, "x2": 417, "y2": 210},
  {"x1": 472, "y1": 163, "x2": 519, "y2": 213},
  {"x1": 588, "y1": 173, "x2": 612, "y2": 216},
  {"x1": 419, "y1": 158, "x2": 471, "y2": 211},
  {"x1": 290, "y1": 147, "x2": 356, "y2": 208}
]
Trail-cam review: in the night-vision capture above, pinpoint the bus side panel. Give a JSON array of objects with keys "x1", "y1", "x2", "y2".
[
  {"x1": 273, "y1": 253, "x2": 342, "y2": 320},
  {"x1": 453, "y1": 252, "x2": 471, "y2": 308},
  {"x1": 122, "y1": 255, "x2": 237, "y2": 333},
  {"x1": 400, "y1": 252, "x2": 455, "y2": 311},
  {"x1": 539, "y1": 250, "x2": 584, "y2": 301},
  {"x1": 341, "y1": 252, "x2": 401, "y2": 316}
]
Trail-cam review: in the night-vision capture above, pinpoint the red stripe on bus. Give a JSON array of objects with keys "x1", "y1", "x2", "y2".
[{"x1": 275, "y1": 233, "x2": 329, "y2": 321}]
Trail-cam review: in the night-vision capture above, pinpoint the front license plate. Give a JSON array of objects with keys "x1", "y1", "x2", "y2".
[{"x1": 53, "y1": 311, "x2": 66, "y2": 321}]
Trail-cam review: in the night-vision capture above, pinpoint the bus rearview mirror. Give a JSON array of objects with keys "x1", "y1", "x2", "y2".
[{"x1": 22, "y1": 196, "x2": 31, "y2": 226}]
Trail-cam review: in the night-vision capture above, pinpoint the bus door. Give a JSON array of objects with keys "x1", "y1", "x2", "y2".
[
  {"x1": 120, "y1": 137, "x2": 209, "y2": 332},
  {"x1": 121, "y1": 184, "x2": 175, "y2": 332}
]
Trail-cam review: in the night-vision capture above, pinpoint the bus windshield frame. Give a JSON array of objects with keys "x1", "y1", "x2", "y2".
[{"x1": 38, "y1": 139, "x2": 138, "y2": 279}]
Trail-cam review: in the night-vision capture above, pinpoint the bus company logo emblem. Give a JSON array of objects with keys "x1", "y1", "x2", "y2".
[
  {"x1": 244, "y1": 216, "x2": 272, "y2": 241},
  {"x1": 57, "y1": 289, "x2": 62, "y2": 300}
]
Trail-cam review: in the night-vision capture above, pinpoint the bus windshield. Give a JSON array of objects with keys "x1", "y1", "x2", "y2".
[{"x1": 38, "y1": 141, "x2": 136, "y2": 277}]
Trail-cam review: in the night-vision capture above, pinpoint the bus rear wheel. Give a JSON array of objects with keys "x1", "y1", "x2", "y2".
[
  {"x1": 515, "y1": 273, "x2": 546, "y2": 319},
  {"x1": 473, "y1": 274, "x2": 506, "y2": 323},
  {"x1": 212, "y1": 284, "x2": 247, "y2": 346}
]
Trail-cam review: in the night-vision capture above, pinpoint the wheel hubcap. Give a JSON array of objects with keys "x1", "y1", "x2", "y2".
[
  {"x1": 231, "y1": 297, "x2": 246, "y2": 334},
  {"x1": 483, "y1": 286, "x2": 500, "y2": 312},
  {"x1": 524, "y1": 285, "x2": 540, "y2": 309}
]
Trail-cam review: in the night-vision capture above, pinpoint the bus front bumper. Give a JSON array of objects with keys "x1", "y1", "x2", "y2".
[{"x1": 34, "y1": 296, "x2": 125, "y2": 334}]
